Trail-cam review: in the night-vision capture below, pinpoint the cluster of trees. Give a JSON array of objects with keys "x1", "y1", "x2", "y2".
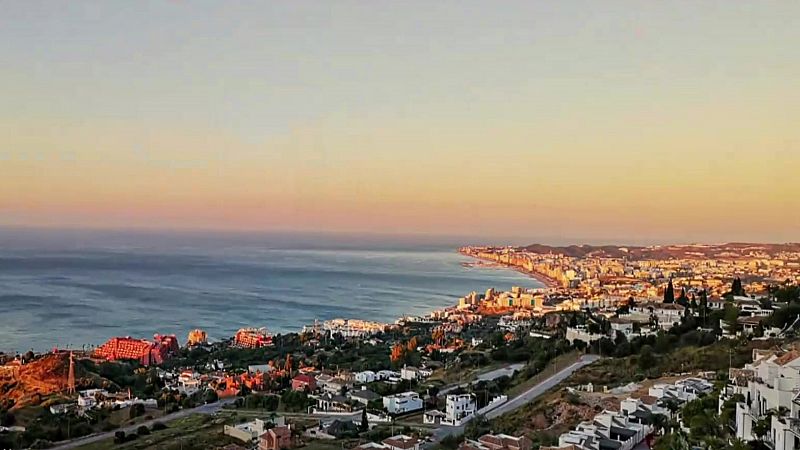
[
  {"x1": 157, "y1": 388, "x2": 205, "y2": 411},
  {"x1": 113, "y1": 422, "x2": 167, "y2": 446},
  {"x1": 489, "y1": 334, "x2": 571, "y2": 364},
  {"x1": 662, "y1": 280, "x2": 707, "y2": 309},
  {"x1": 390, "y1": 337, "x2": 421, "y2": 367},
  {"x1": 0, "y1": 407, "x2": 97, "y2": 448},
  {"x1": 234, "y1": 393, "x2": 280, "y2": 411},
  {"x1": 322, "y1": 341, "x2": 392, "y2": 372},
  {"x1": 577, "y1": 310, "x2": 721, "y2": 379},
  {"x1": 770, "y1": 284, "x2": 800, "y2": 303},
  {"x1": 233, "y1": 390, "x2": 307, "y2": 413},
  {"x1": 81, "y1": 360, "x2": 164, "y2": 398},
  {"x1": 280, "y1": 390, "x2": 310, "y2": 413}
]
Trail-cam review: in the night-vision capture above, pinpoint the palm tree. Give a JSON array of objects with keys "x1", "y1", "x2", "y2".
[{"x1": 650, "y1": 413, "x2": 669, "y2": 435}]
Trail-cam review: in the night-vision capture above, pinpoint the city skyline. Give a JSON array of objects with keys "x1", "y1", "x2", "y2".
[{"x1": 1, "y1": 2, "x2": 799, "y2": 242}]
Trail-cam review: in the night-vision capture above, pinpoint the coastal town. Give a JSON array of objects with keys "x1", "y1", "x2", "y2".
[
  {"x1": 4, "y1": 1, "x2": 797, "y2": 450},
  {"x1": 2, "y1": 242, "x2": 800, "y2": 450}
]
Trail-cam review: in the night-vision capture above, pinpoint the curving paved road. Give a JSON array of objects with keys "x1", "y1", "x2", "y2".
[
  {"x1": 429, "y1": 354, "x2": 600, "y2": 444},
  {"x1": 485, "y1": 354, "x2": 600, "y2": 419}
]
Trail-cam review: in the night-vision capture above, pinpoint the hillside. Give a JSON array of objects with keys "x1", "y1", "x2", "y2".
[{"x1": 0, "y1": 353, "x2": 109, "y2": 409}]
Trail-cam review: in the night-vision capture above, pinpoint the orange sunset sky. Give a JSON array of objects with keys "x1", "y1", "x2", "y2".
[{"x1": 1, "y1": 2, "x2": 798, "y2": 243}]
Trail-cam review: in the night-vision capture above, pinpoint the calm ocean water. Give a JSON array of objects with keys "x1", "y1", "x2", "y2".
[{"x1": 0, "y1": 229, "x2": 542, "y2": 353}]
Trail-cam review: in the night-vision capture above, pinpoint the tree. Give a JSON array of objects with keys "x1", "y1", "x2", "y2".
[
  {"x1": 663, "y1": 279, "x2": 675, "y2": 304},
  {"x1": 237, "y1": 384, "x2": 252, "y2": 397},
  {"x1": 427, "y1": 386, "x2": 440, "y2": 408},
  {"x1": 181, "y1": 397, "x2": 195, "y2": 409},
  {"x1": 407, "y1": 336, "x2": 418, "y2": 352},
  {"x1": 753, "y1": 416, "x2": 771, "y2": 441},
  {"x1": 676, "y1": 288, "x2": 689, "y2": 307},
  {"x1": 0, "y1": 411, "x2": 14, "y2": 427},
  {"x1": 638, "y1": 345, "x2": 655, "y2": 371},
  {"x1": 360, "y1": 408, "x2": 369, "y2": 432},
  {"x1": 654, "y1": 432, "x2": 689, "y2": 450},
  {"x1": 773, "y1": 284, "x2": 800, "y2": 303},
  {"x1": 129, "y1": 403, "x2": 145, "y2": 420},
  {"x1": 464, "y1": 414, "x2": 490, "y2": 439},
  {"x1": 723, "y1": 304, "x2": 741, "y2": 335},
  {"x1": 280, "y1": 390, "x2": 309, "y2": 413},
  {"x1": 390, "y1": 343, "x2": 405, "y2": 362},
  {"x1": 729, "y1": 438, "x2": 750, "y2": 450},
  {"x1": 432, "y1": 328, "x2": 446, "y2": 345},
  {"x1": 650, "y1": 413, "x2": 669, "y2": 435},
  {"x1": 731, "y1": 277, "x2": 746, "y2": 296}
]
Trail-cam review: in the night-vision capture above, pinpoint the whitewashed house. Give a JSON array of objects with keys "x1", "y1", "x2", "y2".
[{"x1": 383, "y1": 392, "x2": 423, "y2": 415}]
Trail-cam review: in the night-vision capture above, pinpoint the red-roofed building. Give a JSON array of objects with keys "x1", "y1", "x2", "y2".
[
  {"x1": 234, "y1": 328, "x2": 274, "y2": 348},
  {"x1": 382, "y1": 435, "x2": 420, "y2": 450},
  {"x1": 93, "y1": 334, "x2": 179, "y2": 366},
  {"x1": 259, "y1": 425, "x2": 292, "y2": 450},
  {"x1": 292, "y1": 374, "x2": 316, "y2": 392},
  {"x1": 94, "y1": 337, "x2": 154, "y2": 365}
]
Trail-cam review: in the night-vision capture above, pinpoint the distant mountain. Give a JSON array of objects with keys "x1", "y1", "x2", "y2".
[{"x1": 517, "y1": 242, "x2": 800, "y2": 259}]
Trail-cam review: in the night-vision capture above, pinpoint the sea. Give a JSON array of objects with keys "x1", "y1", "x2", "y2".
[{"x1": 0, "y1": 228, "x2": 543, "y2": 353}]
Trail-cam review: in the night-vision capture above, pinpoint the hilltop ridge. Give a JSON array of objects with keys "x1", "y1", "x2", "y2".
[{"x1": 514, "y1": 242, "x2": 800, "y2": 260}]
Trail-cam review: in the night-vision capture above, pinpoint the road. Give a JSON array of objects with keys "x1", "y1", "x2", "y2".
[
  {"x1": 485, "y1": 355, "x2": 599, "y2": 419},
  {"x1": 428, "y1": 354, "x2": 600, "y2": 444},
  {"x1": 48, "y1": 397, "x2": 237, "y2": 450}
]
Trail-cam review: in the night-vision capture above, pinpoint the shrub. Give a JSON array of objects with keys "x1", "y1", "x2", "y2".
[
  {"x1": 205, "y1": 389, "x2": 219, "y2": 404},
  {"x1": 129, "y1": 403, "x2": 145, "y2": 420}
]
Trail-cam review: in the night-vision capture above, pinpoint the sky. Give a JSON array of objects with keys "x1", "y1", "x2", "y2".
[{"x1": 1, "y1": 1, "x2": 798, "y2": 244}]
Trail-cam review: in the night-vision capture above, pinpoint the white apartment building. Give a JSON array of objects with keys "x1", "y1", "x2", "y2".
[
  {"x1": 649, "y1": 377, "x2": 713, "y2": 404},
  {"x1": 383, "y1": 392, "x2": 423, "y2": 415},
  {"x1": 442, "y1": 394, "x2": 477, "y2": 426},
  {"x1": 356, "y1": 370, "x2": 377, "y2": 384},
  {"x1": 557, "y1": 410, "x2": 652, "y2": 450},
  {"x1": 724, "y1": 349, "x2": 800, "y2": 449},
  {"x1": 565, "y1": 326, "x2": 607, "y2": 346},
  {"x1": 376, "y1": 370, "x2": 401, "y2": 382},
  {"x1": 734, "y1": 298, "x2": 773, "y2": 317},
  {"x1": 553, "y1": 377, "x2": 712, "y2": 450},
  {"x1": 400, "y1": 366, "x2": 432, "y2": 381},
  {"x1": 627, "y1": 302, "x2": 686, "y2": 330},
  {"x1": 400, "y1": 366, "x2": 421, "y2": 381}
]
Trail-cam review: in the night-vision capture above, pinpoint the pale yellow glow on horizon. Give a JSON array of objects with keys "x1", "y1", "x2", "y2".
[
  {"x1": 2, "y1": 112, "x2": 798, "y2": 242},
  {"x1": 1, "y1": 2, "x2": 799, "y2": 243}
]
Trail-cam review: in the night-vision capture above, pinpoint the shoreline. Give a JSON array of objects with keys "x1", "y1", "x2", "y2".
[
  {"x1": 458, "y1": 248, "x2": 560, "y2": 289},
  {"x1": 1, "y1": 246, "x2": 538, "y2": 355}
]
